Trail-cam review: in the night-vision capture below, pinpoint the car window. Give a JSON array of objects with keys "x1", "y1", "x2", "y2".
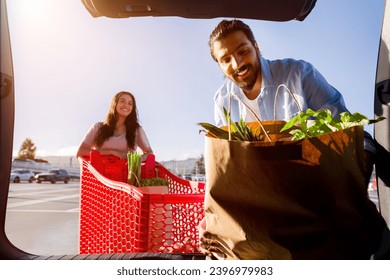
[{"x1": 3, "y1": 0, "x2": 387, "y2": 259}]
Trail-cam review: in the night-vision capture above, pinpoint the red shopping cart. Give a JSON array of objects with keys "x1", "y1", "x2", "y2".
[{"x1": 78, "y1": 151, "x2": 205, "y2": 254}]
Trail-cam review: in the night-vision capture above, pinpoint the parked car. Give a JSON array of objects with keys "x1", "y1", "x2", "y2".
[
  {"x1": 10, "y1": 169, "x2": 35, "y2": 183},
  {"x1": 182, "y1": 173, "x2": 193, "y2": 180},
  {"x1": 193, "y1": 174, "x2": 205, "y2": 182},
  {"x1": 35, "y1": 169, "x2": 70, "y2": 184}
]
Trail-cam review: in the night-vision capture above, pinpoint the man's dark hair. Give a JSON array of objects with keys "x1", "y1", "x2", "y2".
[{"x1": 208, "y1": 19, "x2": 257, "y2": 61}]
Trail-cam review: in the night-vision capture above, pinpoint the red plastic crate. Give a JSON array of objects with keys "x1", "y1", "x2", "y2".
[{"x1": 78, "y1": 153, "x2": 205, "y2": 254}]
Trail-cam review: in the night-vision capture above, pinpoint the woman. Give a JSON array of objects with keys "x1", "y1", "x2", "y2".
[{"x1": 76, "y1": 91, "x2": 153, "y2": 161}]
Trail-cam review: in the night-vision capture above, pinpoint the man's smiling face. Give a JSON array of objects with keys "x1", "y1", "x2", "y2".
[{"x1": 212, "y1": 30, "x2": 261, "y2": 92}]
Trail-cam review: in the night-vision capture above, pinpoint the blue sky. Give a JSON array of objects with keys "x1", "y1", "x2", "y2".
[{"x1": 7, "y1": 0, "x2": 385, "y2": 161}]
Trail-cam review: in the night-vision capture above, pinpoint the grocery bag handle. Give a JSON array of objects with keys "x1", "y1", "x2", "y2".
[
  {"x1": 228, "y1": 92, "x2": 271, "y2": 142},
  {"x1": 273, "y1": 84, "x2": 302, "y2": 120},
  {"x1": 228, "y1": 84, "x2": 302, "y2": 142}
]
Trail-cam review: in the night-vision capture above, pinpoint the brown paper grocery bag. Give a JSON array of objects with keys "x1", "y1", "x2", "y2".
[{"x1": 204, "y1": 122, "x2": 385, "y2": 259}]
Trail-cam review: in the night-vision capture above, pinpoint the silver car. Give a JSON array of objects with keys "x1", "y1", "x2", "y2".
[{"x1": 10, "y1": 169, "x2": 35, "y2": 183}]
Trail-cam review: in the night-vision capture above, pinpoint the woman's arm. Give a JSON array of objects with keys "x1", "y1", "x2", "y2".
[
  {"x1": 77, "y1": 142, "x2": 128, "y2": 159},
  {"x1": 76, "y1": 141, "x2": 93, "y2": 158},
  {"x1": 136, "y1": 127, "x2": 153, "y2": 160}
]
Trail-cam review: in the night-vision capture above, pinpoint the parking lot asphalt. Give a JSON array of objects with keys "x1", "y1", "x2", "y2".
[{"x1": 5, "y1": 181, "x2": 80, "y2": 256}]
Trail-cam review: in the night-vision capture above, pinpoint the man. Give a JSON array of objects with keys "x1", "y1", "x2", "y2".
[
  {"x1": 210, "y1": 19, "x2": 376, "y2": 180},
  {"x1": 211, "y1": 19, "x2": 349, "y2": 124},
  {"x1": 200, "y1": 19, "x2": 383, "y2": 259}
]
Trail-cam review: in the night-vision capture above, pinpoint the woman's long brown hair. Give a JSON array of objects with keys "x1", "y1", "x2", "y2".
[{"x1": 95, "y1": 91, "x2": 140, "y2": 149}]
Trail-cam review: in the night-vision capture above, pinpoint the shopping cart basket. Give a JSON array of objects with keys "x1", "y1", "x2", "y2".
[{"x1": 78, "y1": 152, "x2": 205, "y2": 254}]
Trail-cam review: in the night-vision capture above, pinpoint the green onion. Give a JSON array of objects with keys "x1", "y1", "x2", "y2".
[{"x1": 128, "y1": 151, "x2": 141, "y2": 187}]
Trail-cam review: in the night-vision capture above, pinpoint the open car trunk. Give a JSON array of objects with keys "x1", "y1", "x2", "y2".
[
  {"x1": 81, "y1": 0, "x2": 316, "y2": 21},
  {"x1": 2, "y1": 0, "x2": 389, "y2": 261}
]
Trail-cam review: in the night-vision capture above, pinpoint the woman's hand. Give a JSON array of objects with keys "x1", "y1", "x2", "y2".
[
  {"x1": 118, "y1": 150, "x2": 128, "y2": 160},
  {"x1": 141, "y1": 151, "x2": 153, "y2": 162},
  {"x1": 104, "y1": 149, "x2": 127, "y2": 160}
]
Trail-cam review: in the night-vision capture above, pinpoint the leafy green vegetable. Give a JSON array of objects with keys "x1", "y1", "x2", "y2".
[
  {"x1": 127, "y1": 152, "x2": 168, "y2": 187},
  {"x1": 198, "y1": 121, "x2": 265, "y2": 141},
  {"x1": 127, "y1": 151, "x2": 141, "y2": 186},
  {"x1": 140, "y1": 178, "x2": 169, "y2": 187},
  {"x1": 198, "y1": 107, "x2": 266, "y2": 141},
  {"x1": 280, "y1": 109, "x2": 385, "y2": 140},
  {"x1": 199, "y1": 107, "x2": 385, "y2": 142},
  {"x1": 198, "y1": 122, "x2": 230, "y2": 139}
]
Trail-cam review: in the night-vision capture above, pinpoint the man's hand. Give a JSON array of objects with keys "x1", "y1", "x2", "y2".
[
  {"x1": 200, "y1": 233, "x2": 226, "y2": 258},
  {"x1": 198, "y1": 217, "x2": 226, "y2": 258}
]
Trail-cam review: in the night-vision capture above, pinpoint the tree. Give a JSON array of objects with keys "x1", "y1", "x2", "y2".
[
  {"x1": 193, "y1": 154, "x2": 205, "y2": 174},
  {"x1": 17, "y1": 138, "x2": 37, "y2": 160}
]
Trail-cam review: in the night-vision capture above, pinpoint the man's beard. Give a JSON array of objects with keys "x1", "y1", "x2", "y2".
[{"x1": 231, "y1": 59, "x2": 260, "y2": 92}]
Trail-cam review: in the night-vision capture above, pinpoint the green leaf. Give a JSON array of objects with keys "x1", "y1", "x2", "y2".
[
  {"x1": 350, "y1": 112, "x2": 369, "y2": 123},
  {"x1": 305, "y1": 108, "x2": 317, "y2": 117},
  {"x1": 340, "y1": 111, "x2": 352, "y2": 123},
  {"x1": 282, "y1": 109, "x2": 385, "y2": 140},
  {"x1": 289, "y1": 129, "x2": 306, "y2": 140},
  {"x1": 368, "y1": 116, "x2": 386, "y2": 124},
  {"x1": 232, "y1": 120, "x2": 246, "y2": 140},
  {"x1": 280, "y1": 114, "x2": 301, "y2": 132},
  {"x1": 222, "y1": 107, "x2": 232, "y2": 130},
  {"x1": 198, "y1": 122, "x2": 229, "y2": 139}
]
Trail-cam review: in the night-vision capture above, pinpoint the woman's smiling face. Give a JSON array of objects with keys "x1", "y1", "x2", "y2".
[{"x1": 116, "y1": 93, "x2": 133, "y2": 118}]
